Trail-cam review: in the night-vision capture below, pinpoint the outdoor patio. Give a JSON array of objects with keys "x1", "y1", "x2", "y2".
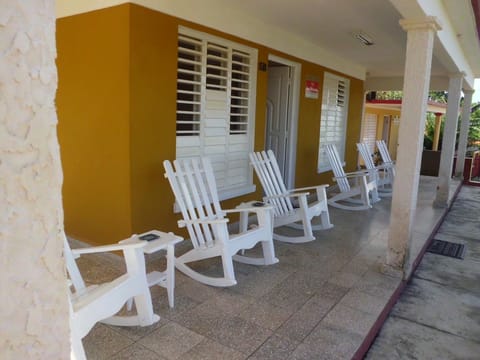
[{"x1": 75, "y1": 176, "x2": 461, "y2": 359}]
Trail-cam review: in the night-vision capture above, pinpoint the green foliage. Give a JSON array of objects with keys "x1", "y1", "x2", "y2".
[
  {"x1": 428, "y1": 91, "x2": 448, "y2": 103},
  {"x1": 423, "y1": 112, "x2": 444, "y2": 150},
  {"x1": 468, "y1": 103, "x2": 480, "y2": 146},
  {"x1": 374, "y1": 91, "x2": 403, "y2": 100}
]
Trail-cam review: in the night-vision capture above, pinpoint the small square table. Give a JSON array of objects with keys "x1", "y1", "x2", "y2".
[
  {"x1": 120, "y1": 230, "x2": 183, "y2": 308},
  {"x1": 235, "y1": 201, "x2": 274, "y2": 233}
]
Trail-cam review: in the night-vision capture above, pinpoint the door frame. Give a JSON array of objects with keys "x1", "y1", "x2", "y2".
[{"x1": 267, "y1": 54, "x2": 301, "y2": 189}]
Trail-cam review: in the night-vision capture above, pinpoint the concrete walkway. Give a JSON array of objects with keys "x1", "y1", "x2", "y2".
[{"x1": 366, "y1": 185, "x2": 480, "y2": 359}]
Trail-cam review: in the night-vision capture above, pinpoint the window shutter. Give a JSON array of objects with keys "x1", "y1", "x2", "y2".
[
  {"x1": 175, "y1": 27, "x2": 257, "y2": 198},
  {"x1": 362, "y1": 113, "x2": 377, "y2": 153},
  {"x1": 317, "y1": 73, "x2": 350, "y2": 173},
  {"x1": 176, "y1": 34, "x2": 202, "y2": 137}
]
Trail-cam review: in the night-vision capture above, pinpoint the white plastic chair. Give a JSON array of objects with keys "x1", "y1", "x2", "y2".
[
  {"x1": 357, "y1": 142, "x2": 394, "y2": 196},
  {"x1": 65, "y1": 236, "x2": 159, "y2": 360},
  {"x1": 249, "y1": 150, "x2": 333, "y2": 243},
  {"x1": 325, "y1": 144, "x2": 380, "y2": 211},
  {"x1": 163, "y1": 157, "x2": 278, "y2": 287}
]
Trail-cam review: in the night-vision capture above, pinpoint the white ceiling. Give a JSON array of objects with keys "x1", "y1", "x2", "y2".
[
  {"x1": 222, "y1": 0, "x2": 480, "y2": 80},
  {"x1": 57, "y1": 0, "x2": 480, "y2": 88}
]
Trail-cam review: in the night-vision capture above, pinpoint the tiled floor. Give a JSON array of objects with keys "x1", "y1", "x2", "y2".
[{"x1": 75, "y1": 176, "x2": 460, "y2": 359}]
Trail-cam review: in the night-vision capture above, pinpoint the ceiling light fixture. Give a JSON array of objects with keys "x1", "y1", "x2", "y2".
[{"x1": 353, "y1": 32, "x2": 375, "y2": 46}]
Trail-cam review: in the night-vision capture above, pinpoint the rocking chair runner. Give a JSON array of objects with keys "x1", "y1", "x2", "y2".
[
  {"x1": 163, "y1": 157, "x2": 278, "y2": 287},
  {"x1": 357, "y1": 142, "x2": 394, "y2": 196},
  {"x1": 249, "y1": 150, "x2": 333, "y2": 243},
  {"x1": 65, "y1": 236, "x2": 159, "y2": 360},
  {"x1": 325, "y1": 144, "x2": 380, "y2": 211}
]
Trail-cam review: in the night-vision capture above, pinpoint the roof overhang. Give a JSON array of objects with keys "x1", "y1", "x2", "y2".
[{"x1": 57, "y1": 0, "x2": 480, "y2": 89}]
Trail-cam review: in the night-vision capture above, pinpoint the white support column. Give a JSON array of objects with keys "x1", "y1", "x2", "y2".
[
  {"x1": 387, "y1": 17, "x2": 441, "y2": 271},
  {"x1": 434, "y1": 74, "x2": 463, "y2": 207},
  {"x1": 455, "y1": 89, "x2": 474, "y2": 177}
]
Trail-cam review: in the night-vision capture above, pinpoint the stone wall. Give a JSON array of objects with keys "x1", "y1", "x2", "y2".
[{"x1": 0, "y1": 1, "x2": 69, "y2": 358}]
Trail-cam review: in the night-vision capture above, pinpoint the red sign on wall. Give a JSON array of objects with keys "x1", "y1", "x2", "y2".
[{"x1": 305, "y1": 80, "x2": 319, "y2": 99}]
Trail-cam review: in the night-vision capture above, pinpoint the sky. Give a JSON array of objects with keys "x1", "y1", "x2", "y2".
[{"x1": 474, "y1": 79, "x2": 480, "y2": 103}]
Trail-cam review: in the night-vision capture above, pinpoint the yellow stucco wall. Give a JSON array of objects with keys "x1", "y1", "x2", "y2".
[
  {"x1": 57, "y1": 5, "x2": 132, "y2": 245},
  {"x1": 129, "y1": 5, "x2": 179, "y2": 233},
  {"x1": 57, "y1": 4, "x2": 366, "y2": 244},
  {"x1": 364, "y1": 107, "x2": 401, "y2": 160}
]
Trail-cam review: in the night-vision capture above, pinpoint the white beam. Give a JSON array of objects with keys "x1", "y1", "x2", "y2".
[
  {"x1": 390, "y1": 0, "x2": 476, "y2": 88},
  {"x1": 365, "y1": 75, "x2": 451, "y2": 91}
]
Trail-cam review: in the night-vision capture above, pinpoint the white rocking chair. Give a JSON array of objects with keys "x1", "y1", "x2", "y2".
[
  {"x1": 249, "y1": 150, "x2": 333, "y2": 243},
  {"x1": 357, "y1": 142, "x2": 394, "y2": 196},
  {"x1": 65, "y1": 236, "x2": 159, "y2": 360},
  {"x1": 325, "y1": 144, "x2": 380, "y2": 211},
  {"x1": 163, "y1": 157, "x2": 278, "y2": 287},
  {"x1": 376, "y1": 140, "x2": 396, "y2": 169}
]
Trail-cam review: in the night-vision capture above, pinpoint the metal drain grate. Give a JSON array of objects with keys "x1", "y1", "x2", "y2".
[{"x1": 427, "y1": 239, "x2": 466, "y2": 259}]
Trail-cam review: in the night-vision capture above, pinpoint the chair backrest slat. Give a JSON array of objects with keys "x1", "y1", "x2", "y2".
[
  {"x1": 165, "y1": 160, "x2": 205, "y2": 248},
  {"x1": 357, "y1": 142, "x2": 375, "y2": 170},
  {"x1": 250, "y1": 150, "x2": 294, "y2": 216},
  {"x1": 376, "y1": 140, "x2": 393, "y2": 165},
  {"x1": 165, "y1": 158, "x2": 223, "y2": 249},
  {"x1": 325, "y1": 144, "x2": 351, "y2": 192},
  {"x1": 181, "y1": 159, "x2": 215, "y2": 247}
]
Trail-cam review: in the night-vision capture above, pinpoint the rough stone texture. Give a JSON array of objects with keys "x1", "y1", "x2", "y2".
[{"x1": 0, "y1": 1, "x2": 69, "y2": 358}]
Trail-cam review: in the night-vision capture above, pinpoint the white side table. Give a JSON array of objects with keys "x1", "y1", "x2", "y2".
[
  {"x1": 236, "y1": 201, "x2": 274, "y2": 233},
  {"x1": 120, "y1": 230, "x2": 183, "y2": 308}
]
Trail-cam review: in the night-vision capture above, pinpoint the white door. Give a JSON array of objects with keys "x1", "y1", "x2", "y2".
[{"x1": 266, "y1": 66, "x2": 290, "y2": 180}]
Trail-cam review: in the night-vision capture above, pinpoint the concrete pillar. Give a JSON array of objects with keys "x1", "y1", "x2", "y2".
[
  {"x1": 432, "y1": 112, "x2": 443, "y2": 151},
  {"x1": 0, "y1": 1, "x2": 70, "y2": 358},
  {"x1": 455, "y1": 89, "x2": 475, "y2": 177},
  {"x1": 434, "y1": 74, "x2": 463, "y2": 207},
  {"x1": 387, "y1": 17, "x2": 440, "y2": 271}
]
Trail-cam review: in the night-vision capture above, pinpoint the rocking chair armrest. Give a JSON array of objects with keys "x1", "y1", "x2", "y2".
[
  {"x1": 178, "y1": 218, "x2": 229, "y2": 228},
  {"x1": 290, "y1": 184, "x2": 329, "y2": 192},
  {"x1": 224, "y1": 204, "x2": 273, "y2": 214},
  {"x1": 71, "y1": 241, "x2": 146, "y2": 256},
  {"x1": 264, "y1": 192, "x2": 310, "y2": 200},
  {"x1": 336, "y1": 169, "x2": 375, "y2": 179}
]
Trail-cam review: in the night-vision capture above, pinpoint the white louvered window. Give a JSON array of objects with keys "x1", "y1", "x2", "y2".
[
  {"x1": 176, "y1": 26, "x2": 258, "y2": 199},
  {"x1": 317, "y1": 72, "x2": 350, "y2": 173},
  {"x1": 362, "y1": 113, "x2": 378, "y2": 153}
]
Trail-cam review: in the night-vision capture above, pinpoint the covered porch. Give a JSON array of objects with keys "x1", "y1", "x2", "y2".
[
  {"x1": 4, "y1": 1, "x2": 480, "y2": 358},
  {"x1": 77, "y1": 176, "x2": 462, "y2": 359}
]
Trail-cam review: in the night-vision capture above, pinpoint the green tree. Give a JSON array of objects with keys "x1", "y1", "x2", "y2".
[
  {"x1": 423, "y1": 112, "x2": 444, "y2": 150},
  {"x1": 428, "y1": 91, "x2": 447, "y2": 103},
  {"x1": 468, "y1": 103, "x2": 480, "y2": 147}
]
